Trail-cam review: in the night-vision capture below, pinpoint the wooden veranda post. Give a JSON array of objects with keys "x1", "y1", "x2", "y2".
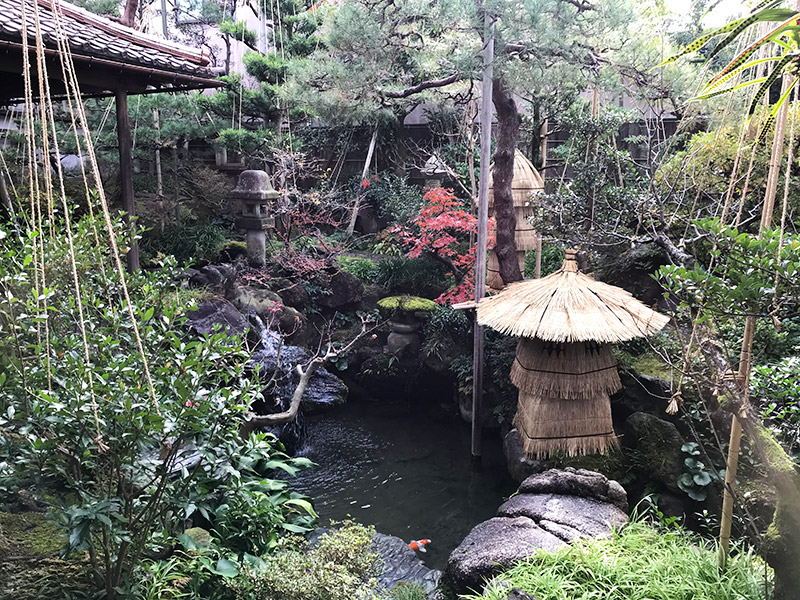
[
  {"x1": 471, "y1": 5, "x2": 494, "y2": 460},
  {"x1": 115, "y1": 88, "x2": 139, "y2": 273}
]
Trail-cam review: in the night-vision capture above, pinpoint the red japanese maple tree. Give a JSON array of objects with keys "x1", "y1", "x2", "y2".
[{"x1": 394, "y1": 186, "x2": 494, "y2": 304}]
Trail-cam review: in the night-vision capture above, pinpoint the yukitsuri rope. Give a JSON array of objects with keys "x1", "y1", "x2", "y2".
[
  {"x1": 20, "y1": 0, "x2": 51, "y2": 388},
  {"x1": 35, "y1": 0, "x2": 162, "y2": 417},
  {"x1": 772, "y1": 80, "x2": 797, "y2": 321},
  {"x1": 30, "y1": 0, "x2": 106, "y2": 449}
]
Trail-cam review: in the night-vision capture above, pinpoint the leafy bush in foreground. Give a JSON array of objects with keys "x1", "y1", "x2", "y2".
[
  {"x1": 0, "y1": 215, "x2": 313, "y2": 598},
  {"x1": 471, "y1": 522, "x2": 769, "y2": 600},
  {"x1": 227, "y1": 521, "x2": 380, "y2": 600}
]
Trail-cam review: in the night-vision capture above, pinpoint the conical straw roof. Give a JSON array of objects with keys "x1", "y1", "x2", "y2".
[
  {"x1": 477, "y1": 249, "x2": 669, "y2": 343},
  {"x1": 488, "y1": 149, "x2": 544, "y2": 208}
]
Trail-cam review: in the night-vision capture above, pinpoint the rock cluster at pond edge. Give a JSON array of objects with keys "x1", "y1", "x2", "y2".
[{"x1": 445, "y1": 468, "x2": 628, "y2": 595}]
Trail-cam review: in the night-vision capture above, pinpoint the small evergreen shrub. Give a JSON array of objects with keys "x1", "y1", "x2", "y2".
[
  {"x1": 337, "y1": 256, "x2": 378, "y2": 283},
  {"x1": 372, "y1": 256, "x2": 450, "y2": 298},
  {"x1": 140, "y1": 221, "x2": 231, "y2": 266},
  {"x1": 228, "y1": 522, "x2": 380, "y2": 600}
]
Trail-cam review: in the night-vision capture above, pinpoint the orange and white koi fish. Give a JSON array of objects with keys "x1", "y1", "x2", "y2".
[{"x1": 409, "y1": 539, "x2": 431, "y2": 552}]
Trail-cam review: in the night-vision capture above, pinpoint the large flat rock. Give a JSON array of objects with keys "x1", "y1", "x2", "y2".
[
  {"x1": 446, "y1": 469, "x2": 629, "y2": 595},
  {"x1": 446, "y1": 516, "x2": 565, "y2": 594},
  {"x1": 498, "y1": 493, "x2": 627, "y2": 540}
]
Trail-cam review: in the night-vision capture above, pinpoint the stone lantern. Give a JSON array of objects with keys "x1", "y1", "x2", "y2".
[
  {"x1": 232, "y1": 170, "x2": 278, "y2": 267},
  {"x1": 422, "y1": 153, "x2": 448, "y2": 188}
]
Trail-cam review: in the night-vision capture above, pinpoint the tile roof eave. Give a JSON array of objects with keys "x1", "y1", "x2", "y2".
[{"x1": 0, "y1": 38, "x2": 224, "y2": 98}]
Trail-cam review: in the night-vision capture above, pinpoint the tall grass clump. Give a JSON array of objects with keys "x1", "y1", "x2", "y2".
[{"x1": 470, "y1": 522, "x2": 770, "y2": 600}]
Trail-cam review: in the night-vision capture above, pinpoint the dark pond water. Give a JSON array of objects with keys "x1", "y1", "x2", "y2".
[{"x1": 288, "y1": 401, "x2": 517, "y2": 570}]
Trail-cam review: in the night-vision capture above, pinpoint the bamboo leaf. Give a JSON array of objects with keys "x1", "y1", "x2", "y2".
[
  {"x1": 705, "y1": 4, "x2": 787, "y2": 63},
  {"x1": 708, "y1": 12, "x2": 800, "y2": 87},
  {"x1": 658, "y1": 3, "x2": 789, "y2": 68},
  {"x1": 691, "y1": 77, "x2": 767, "y2": 101},
  {"x1": 748, "y1": 54, "x2": 795, "y2": 114},
  {"x1": 702, "y1": 57, "x2": 780, "y2": 93},
  {"x1": 657, "y1": 17, "x2": 753, "y2": 67},
  {"x1": 751, "y1": 0, "x2": 780, "y2": 13},
  {"x1": 755, "y1": 83, "x2": 795, "y2": 144}
]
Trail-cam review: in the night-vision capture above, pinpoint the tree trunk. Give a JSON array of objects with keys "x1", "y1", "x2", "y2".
[
  {"x1": 491, "y1": 77, "x2": 522, "y2": 284},
  {"x1": 121, "y1": 0, "x2": 139, "y2": 28}
]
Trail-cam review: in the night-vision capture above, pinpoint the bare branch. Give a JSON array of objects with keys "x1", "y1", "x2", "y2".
[
  {"x1": 381, "y1": 73, "x2": 463, "y2": 99},
  {"x1": 239, "y1": 319, "x2": 377, "y2": 436}
]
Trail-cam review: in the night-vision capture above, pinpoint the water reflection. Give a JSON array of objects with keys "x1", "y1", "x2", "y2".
[{"x1": 287, "y1": 401, "x2": 516, "y2": 570}]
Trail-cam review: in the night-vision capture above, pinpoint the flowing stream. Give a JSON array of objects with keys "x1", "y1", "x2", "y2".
[{"x1": 288, "y1": 401, "x2": 516, "y2": 570}]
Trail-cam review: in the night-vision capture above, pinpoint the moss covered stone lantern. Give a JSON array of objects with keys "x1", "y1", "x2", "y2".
[
  {"x1": 232, "y1": 170, "x2": 278, "y2": 267},
  {"x1": 377, "y1": 295, "x2": 436, "y2": 357}
]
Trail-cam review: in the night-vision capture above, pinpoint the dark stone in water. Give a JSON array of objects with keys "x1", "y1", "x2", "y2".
[
  {"x1": 187, "y1": 298, "x2": 247, "y2": 336},
  {"x1": 250, "y1": 328, "x2": 348, "y2": 415},
  {"x1": 373, "y1": 532, "x2": 442, "y2": 596}
]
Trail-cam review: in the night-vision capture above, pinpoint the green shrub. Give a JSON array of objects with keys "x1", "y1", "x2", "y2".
[
  {"x1": 422, "y1": 304, "x2": 471, "y2": 361},
  {"x1": 372, "y1": 256, "x2": 450, "y2": 298},
  {"x1": 524, "y1": 244, "x2": 565, "y2": 278},
  {"x1": 337, "y1": 256, "x2": 378, "y2": 283},
  {"x1": 389, "y1": 581, "x2": 427, "y2": 600},
  {"x1": 470, "y1": 521, "x2": 770, "y2": 600},
  {"x1": 752, "y1": 356, "x2": 800, "y2": 456},
  {"x1": 140, "y1": 221, "x2": 231, "y2": 266},
  {"x1": 0, "y1": 215, "x2": 312, "y2": 597},
  {"x1": 354, "y1": 173, "x2": 423, "y2": 224},
  {"x1": 227, "y1": 522, "x2": 380, "y2": 600}
]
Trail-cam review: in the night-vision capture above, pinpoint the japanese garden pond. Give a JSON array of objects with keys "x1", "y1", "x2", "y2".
[{"x1": 288, "y1": 400, "x2": 517, "y2": 570}]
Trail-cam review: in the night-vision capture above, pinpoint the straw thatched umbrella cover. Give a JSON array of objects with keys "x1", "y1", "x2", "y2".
[
  {"x1": 477, "y1": 250, "x2": 670, "y2": 343},
  {"x1": 514, "y1": 392, "x2": 619, "y2": 458},
  {"x1": 477, "y1": 248, "x2": 669, "y2": 459}
]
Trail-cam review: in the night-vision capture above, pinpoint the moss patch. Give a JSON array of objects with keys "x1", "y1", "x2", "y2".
[
  {"x1": 378, "y1": 295, "x2": 436, "y2": 312},
  {"x1": 0, "y1": 512, "x2": 93, "y2": 600},
  {"x1": 553, "y1": 449, "x2": 628, "y2": 482},
  {"x1": 628, "y1": 353, "x2": 672, "y2": 381},
  {"x1": 0, "y1": 512, "x2": 62, "y2": 556}
]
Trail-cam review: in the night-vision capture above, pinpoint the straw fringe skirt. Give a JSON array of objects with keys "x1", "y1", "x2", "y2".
[
  {"x1": 513, "y1": 391, "x2": 618, "y2": 459},
  {"x1": 510, "y1": 339, "x2": 622, "y2": 399}
]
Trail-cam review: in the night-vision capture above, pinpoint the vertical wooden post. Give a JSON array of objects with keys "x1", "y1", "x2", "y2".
[
  {"x1": 346, "y1": 127, "x2": 378, "y2": 238},
  {"x1": 153, "y1": 108, "x2": 164, "y2": 235},
  {"x1": 115, "y1": 88, "x2": 139, "y2": 273},
  {"x1": 472, "y1": 5, "x2": 494, "y2": 461}
]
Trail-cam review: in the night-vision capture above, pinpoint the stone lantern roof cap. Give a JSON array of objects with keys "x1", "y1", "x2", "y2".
[{"x1": 231, "y1": 170, "x2": 279, "y2": 201}]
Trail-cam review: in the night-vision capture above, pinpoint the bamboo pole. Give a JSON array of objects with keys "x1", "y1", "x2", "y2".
[
  {"x1": 718, "y1": 71, "x2": 794, "y2": 569},
  {"x1": 471, "y1": 5, "x2": 494, "y2": 461}
]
